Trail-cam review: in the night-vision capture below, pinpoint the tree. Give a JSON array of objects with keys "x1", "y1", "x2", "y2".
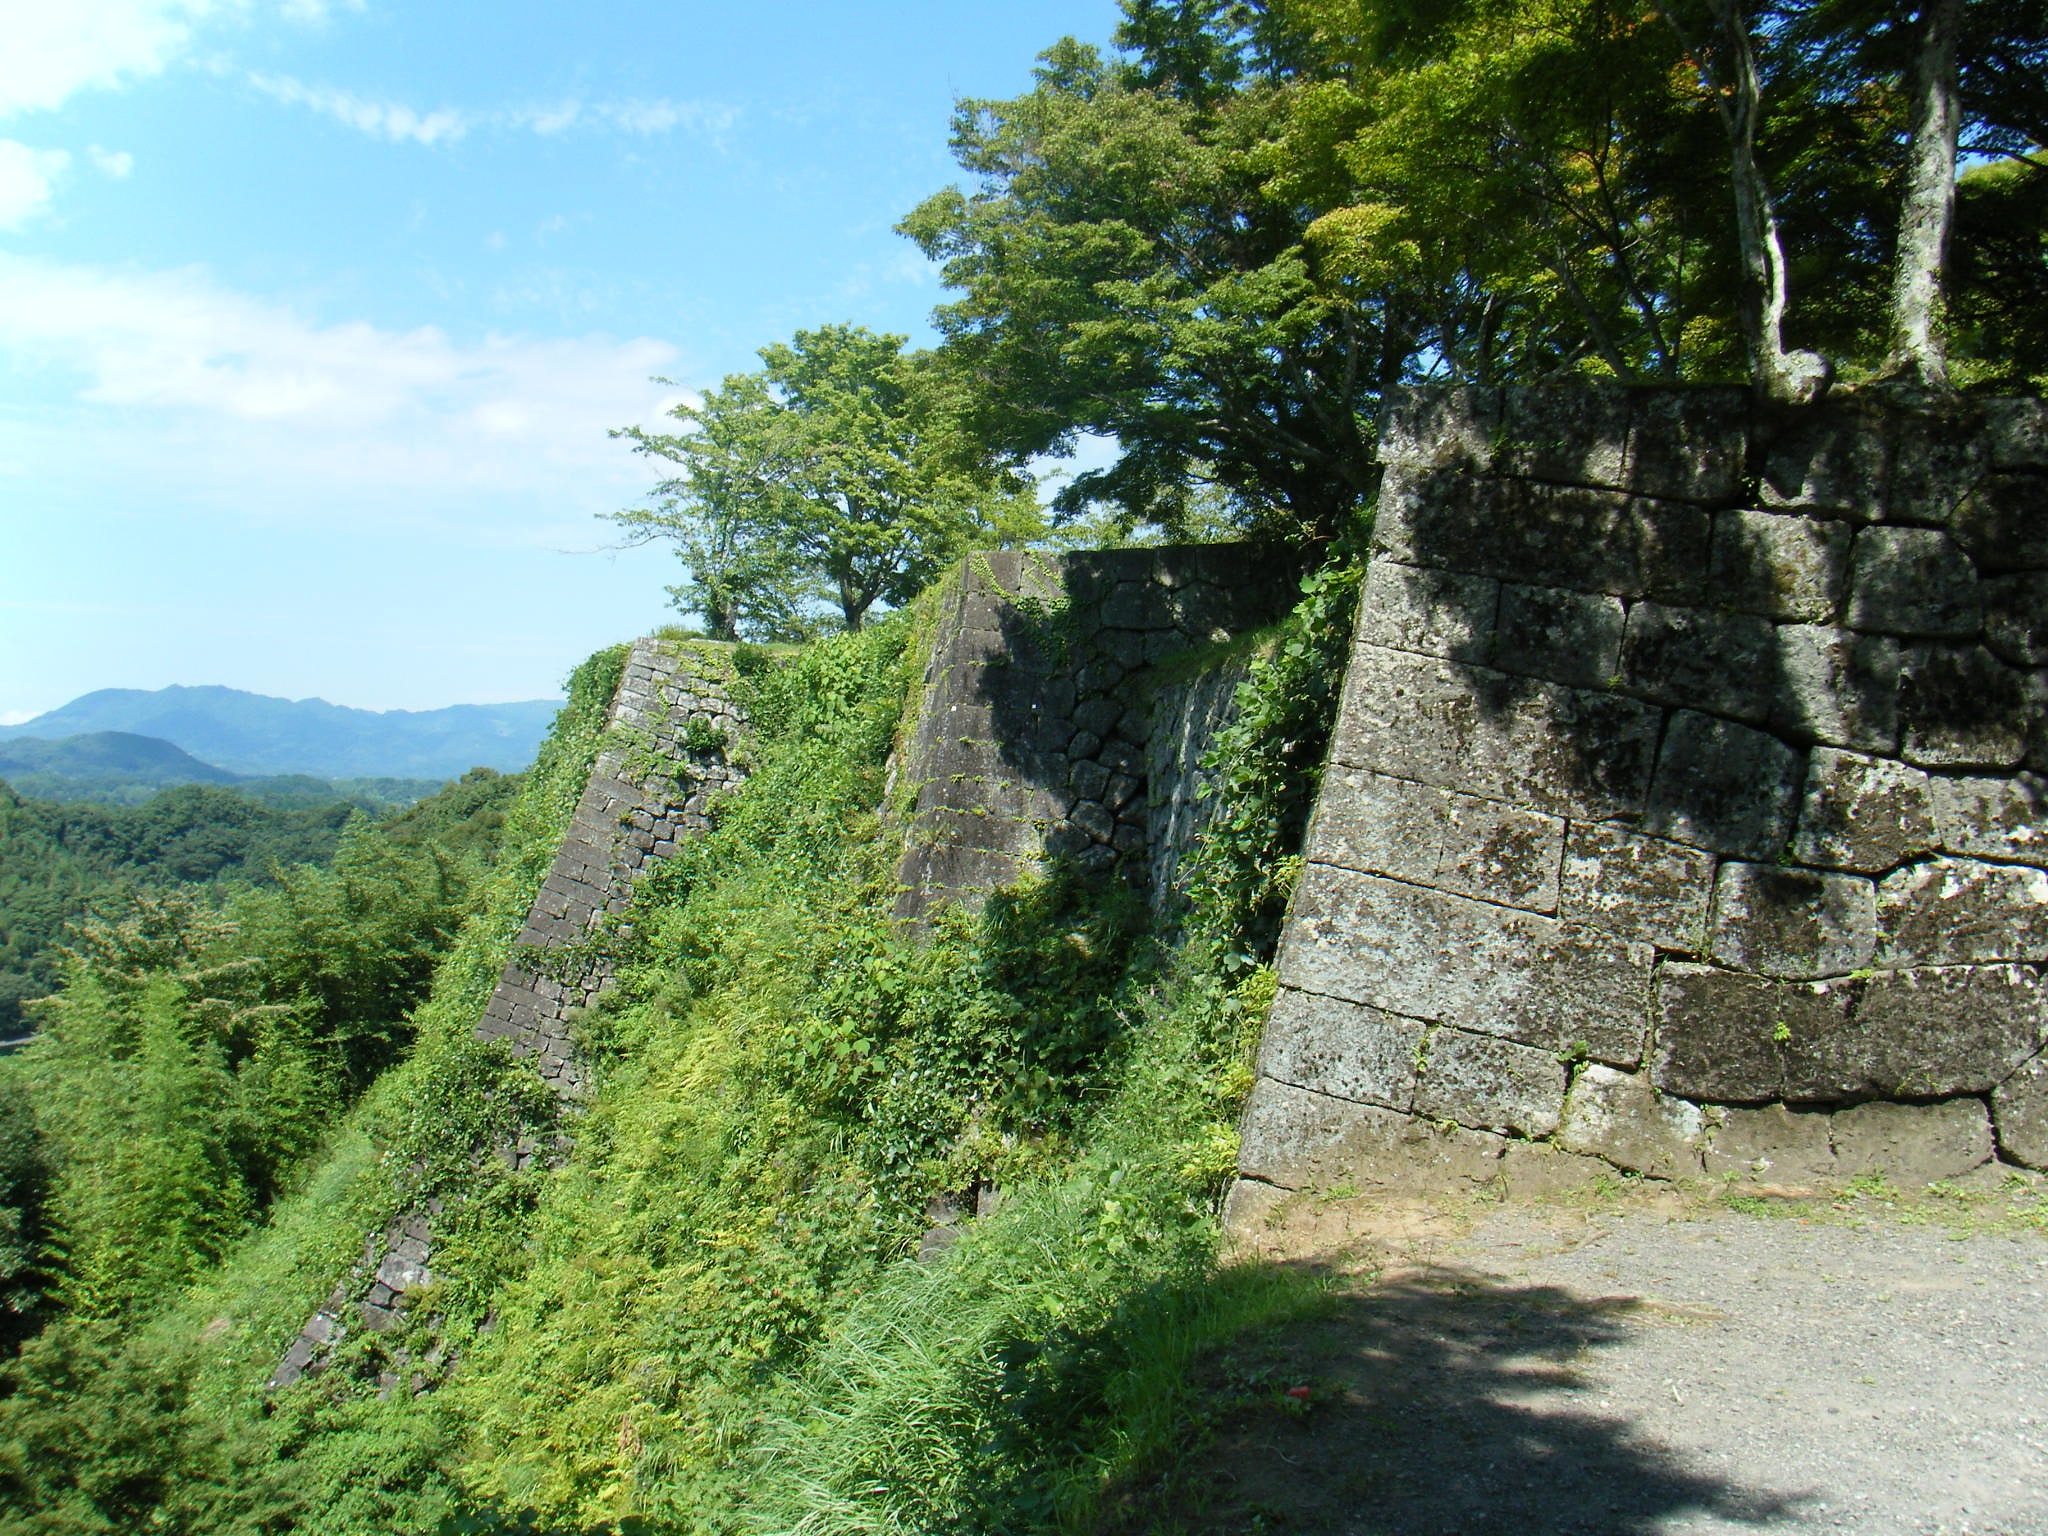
[{"x1": 613, "y1": 327, "x2": 1037, "y2": 634}]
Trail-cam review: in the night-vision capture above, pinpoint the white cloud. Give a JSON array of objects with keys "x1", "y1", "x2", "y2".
[
  {"x1": 0, "y1": 140, "x2": 68, "y2": 228},
  {"x1": 0, "y1": 0, "x2": 217, "y2": 117},
  {"x1": 0, "y1": 710, "x2": 33, "y2": 727},
  {"x1": 0, "y1": 253, "x2": 685, "y2": 522},
  {"x1": 249, "y1": 74, "x2": 737, "y2": 149},
  {"x1": 247, "y1": 72, "x2": 469, "y2": 145},
  {"x1": 87, "y1": 145, "x2": 134, "y2": 178}
]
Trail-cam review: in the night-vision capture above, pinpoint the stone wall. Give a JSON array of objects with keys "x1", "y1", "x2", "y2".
[
  {"x1": 270, "y1": 637, "x2": 747, "y2": 1389},
  {"x1": 1231, "y1": 386, "x2": 2048, "y2": 1220},
  {"x1": 892, "y1": 547, "x2": 1298, "y2": 923}
]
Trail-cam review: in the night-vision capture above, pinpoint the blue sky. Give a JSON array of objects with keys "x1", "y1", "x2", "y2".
[{"x1": 0, "y1": 0, "x2": 1122, "y2": 719}]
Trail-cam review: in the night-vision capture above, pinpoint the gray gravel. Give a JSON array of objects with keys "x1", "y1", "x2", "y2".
[{"x1": 1196, "y1": 1194, "x2": 2048, "y2": 1535}]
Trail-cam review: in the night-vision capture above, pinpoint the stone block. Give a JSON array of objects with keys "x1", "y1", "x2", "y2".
[
  {"x1": 1279, "y1": 864, "x2": 1653, "y2": 1065},
  {"x1": 1256, "y1": 987, "x2": 1423, "y2": 1111},
  {"x1": 1499, "y1": 384, "x2": 1632, "y2": 489},
  {"x1": 1413, "y1": 1026, "x2": 1567, "y2": 1137},
  {"x1": 1492, "y1": 583, "x2": 1626, "y2": 690},
  {"x1": 1932, "y1": 771, "x2": 2048, "y2": 862},
  {"x1": 1235, "y1": 1077, "x2": 1507, "y2": 1193},
  {"x1": 1791, "y1": 748, "x2": 1935, "y2": 872},
  {"x1": 1988, "y1": 399, "x2": 2048, "y2": 470},
  {"x1": 1559, "y1": 1064, "x2": 1707, "y2": 1179},
  {"x1": 1625, "y1": 388, "x2": 1748, "y2": 503},
  {"x1": 1644, "y1": 710, "x2": 1804, "y2": 860},
  {"x1": 1308, "y1": 768, "x2": 1564, "y2": 912},
  {"x1": 1756, "y1": 396, "x2": 1888, "y2": 518},
  {"x1": 1983, "y1": 573, "x2": 2048, "y2": 666},
  {"x1": 1374, "y1": 473, "x2": 1709, "y2": 602},
  {"x1": 1709, "y1": 861, "x2": 1878, "y2": 980},
  {"x1": 1887, "y1": 407, "x2": 1992, "y2": 526},
  {"x1": 1653, "y1": 962, "x2": 2048, "y2": 1103},
  {"x1": 916, "y1": 808, "x2": 1043, "y2": 860},
  {"x1": 1069, "y1": 758, "x2": 1110, "y2": 802},
  {"x1": 1899, "y1": 644, "x2": 2031, "y2": 768},
  {"x1": 1377, "y1": 385, "x2": 1504, "y2": 473},
  {"x1": 1875, "y1": 857, "x2": 2048, "y2": 966},
  {"x1": 1330, "y1": 645, "x2": 1662, "y2": 822},
  {"x1": 1703, "y1": 1102, "x2": 1838, "y2": 1181},
  {"x1": 1621, "y1": 602, "x2": 1779, "y2": 723},
  {"x1": 1952, "y1": 473, "x2": 2048, "y2": 572},
  {"x1": 1710, "y1": 509, "x2": 1852, "y2": 622},
  {"x1": 1070, "y1": 801, "x2": 1118, "y2": 844},
  {"x1": 1499, "y1": 1141, "x2": 1612, "y2": 1197},
  {"x1": 1356, "y1": 561, "x2": 1498, "y2": 662},
  {"x1": 1830, "y1": 1099, "x2": 1994, "y2": 1186},
  {"x1": 1557, "y1": 822, "x2": 1716, "y2": 951},
  {"x1": 1845, "y1": 527, "x2": 1983, "y2": 639},
  {"x1": 1767, "y1": 625, "x2": 1902, "y2": 753},
  {"x1": 1992, "y1": 1053, "x2": 2048, "y2": 1169}
]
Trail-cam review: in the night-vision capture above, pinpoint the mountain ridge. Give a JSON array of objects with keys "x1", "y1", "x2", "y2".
[{"x1": 0, "y1": 684, "x2": 562, "y2": 780}]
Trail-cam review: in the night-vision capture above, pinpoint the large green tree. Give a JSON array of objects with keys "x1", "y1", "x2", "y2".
[{"x1": 613, "y1": 326, "x2": 1039, "y2": 634}]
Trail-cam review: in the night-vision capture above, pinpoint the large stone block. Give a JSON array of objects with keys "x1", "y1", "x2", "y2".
[
  {"x1": 1765, "y1": 624, "x2": 1901, "y2": 753},
  {"x1": 1845, "y1": 526, "x2": 1983, "y2": 639},
  {"x1": 1644, "y1": 710, "x2": 1804, "y2": 860},
  {"x1": 1702, "y1": 1102, "x2": 1839, "y2": 1181},
  {"x1": 1625, "y1": 388, "x2": 1749, "y2": 503},
  {"x1": 1557, "y1": 821, "x2": 1716, "y2": 951},
  {"x1": 1498, "y1": 384, "x2": 1632, "y2": 488},
  {"x1": 1374, "y1": 474, "x2": 1709, "y2": 601},
  {"x1": 1992, "y1": 1053, "x2": 2048, "y2": 1169},
  {"x1": 1492, "y1": 582, "x2": 1626, "y2": 690},
  {"x1": 1235, "y1": 1076, "x2": 1506, "y2": 1192},
  {"x1": 1377, "y1": 385, "x2": 1504, "y2": 473},
  {"x1": 1279, "y1": 863, "x2": 1654, "y2": 1065},
  {"x1": 1308, "y1": 768, "x2": 1565, "y2": 911},
  {"x1": 1412, "y1": 1026, "x2": 1567, "y2": 1137},
  {"x1": 1887, "y1": 408, "x2": 1992, "y2": 527},
  {"x1": 1653, "y1": 962, "x2": 2048, "y2": 1102},
  {"x1": 1933, "y1": 771, "x2": 2048, "y2": 863},
  {"x1": 1791, "y1": 748, "x2": 1936, "y2": 872},
  {"x1": 1355, "y1": 561, "x2": 1499, "y2": 662},
  {"x1": 1756, "y1": 396, "x2": 1888, "y2": 519},
  {"x1": 1330, "y1": 645, "x2": 1662, "y2": 821},
  {"x1": 1830, "y1": 1099, "x2": 1994, "y2": 1186},
  {"x1": 1709, "y1": 861, "x2": 1878, "y2": 980},
  {"x1": 1988, "y1": 399, "x2": 2048, "y2": 471},
  {"x1": 1558, "y1": 1064, "x2": 1707, "y2": 1178},
  {"x1": 1898, "y1": 644, "x2": 2032, "y2": 768},
  {"x1": 1875, "y1": 857, "x2": 2048, "y2": 966},
  {"x1": 1256, "y1": 986, "x2": 1422, "y2": 1112},
  {"x1": 1952, "y1": 472, "x2": 2048, "y2": 572},
  {"x1": 1710, "y1": 509, "x2": 1852, "y2": 622},
  {"x1": 1621, "y1": 602, "x2": 1779, "y2": 723},
  {"x1": 1984, "y1": 572, "x2": 2048, "y2": 666}
]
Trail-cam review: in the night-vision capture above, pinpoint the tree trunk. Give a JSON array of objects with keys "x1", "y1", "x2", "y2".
[
  {"x1": 1884, "y1": 0, "x2": 1963, "y2": 387},
  {"x1": 1709, "y1": 0, "x2": 1830, "y2": 404}
]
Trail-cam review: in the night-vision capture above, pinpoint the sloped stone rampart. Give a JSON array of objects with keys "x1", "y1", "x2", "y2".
[
  {"x1": 1231, "y1": 387, "x2": 2048, "y2": 1219},
  {"x1": 892, "y1": 547, "x2": 1298, "y2": 922},
  {"x1": 270, "y1": 637, "x2": 747, "y2": 1389}
]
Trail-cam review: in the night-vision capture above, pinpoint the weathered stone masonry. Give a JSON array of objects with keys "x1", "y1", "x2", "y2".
[
  {"x1": 270, "y1": 637, "x2": 747, "y2": 1388},
  {"x1": 892, "y1": 546, "x2": 1298, "y2": 922},
  {"x1": 1232, "y1": 386, "x2": 2048, "y2": 1219}
]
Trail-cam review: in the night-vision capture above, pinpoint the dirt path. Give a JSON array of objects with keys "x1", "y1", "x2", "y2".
[{"x1": 1144, "y1": 1182, "x2": 2048, "y2": 1535}]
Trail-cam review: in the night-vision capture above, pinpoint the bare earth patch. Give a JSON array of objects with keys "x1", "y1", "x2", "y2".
[{"x1": 1109, "y1": 1176, "x2": 2048, "y2": 1535}]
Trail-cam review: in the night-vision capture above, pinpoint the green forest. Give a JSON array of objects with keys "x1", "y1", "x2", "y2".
[{"x1": 1, "y1": 1, "x2": 2042, "y2": 1532}]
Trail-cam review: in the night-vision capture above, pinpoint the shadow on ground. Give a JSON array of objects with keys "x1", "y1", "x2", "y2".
[{"x1": 1105, "y1": 1263, "x2": 1806, "y2": 1536}]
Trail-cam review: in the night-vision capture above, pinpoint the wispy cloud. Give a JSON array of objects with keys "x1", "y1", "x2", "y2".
[
  {"x1": 87, "y1": 145, "x2": 135, "y2": 178},
  {"x1": 247, "y1": 72, "x2": 468, "y2": 145},
  {"x1": 0, "y1": 253, "x2": 685, "y2": 522},
  {"x1": 247, "y1": 74, "x2": 739, "y2": 149},
  {"x1": 0, "y1": 141, "x2": 69, "y2": 228}
]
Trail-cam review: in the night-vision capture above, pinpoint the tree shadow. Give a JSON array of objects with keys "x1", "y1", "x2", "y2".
[{"x1": 1100, "y1": 1262, "x2": 1807, "y2": 1536}]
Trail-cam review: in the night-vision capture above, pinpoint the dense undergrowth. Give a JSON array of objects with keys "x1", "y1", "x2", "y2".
[{"x1": 0, "y1": 546, "x2": 1363, "y2": 1534}]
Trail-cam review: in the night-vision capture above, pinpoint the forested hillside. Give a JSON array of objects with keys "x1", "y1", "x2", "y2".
[{"x1": 0, "y1": 1, "x2": 2041, "y2": 1532}]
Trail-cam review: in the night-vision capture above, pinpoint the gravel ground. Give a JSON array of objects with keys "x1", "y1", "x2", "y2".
[{"x1": 1173, "y1": 1187, "x2": 2048, "y2": 1536}]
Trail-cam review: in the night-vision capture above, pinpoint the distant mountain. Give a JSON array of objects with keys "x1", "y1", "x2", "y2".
[
  {"x1": 0, "y1": 685, "x2": 562, "y2": 780},
  {"x1": 0, "y1": 730, "x2": 240, "y2": 787}
]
